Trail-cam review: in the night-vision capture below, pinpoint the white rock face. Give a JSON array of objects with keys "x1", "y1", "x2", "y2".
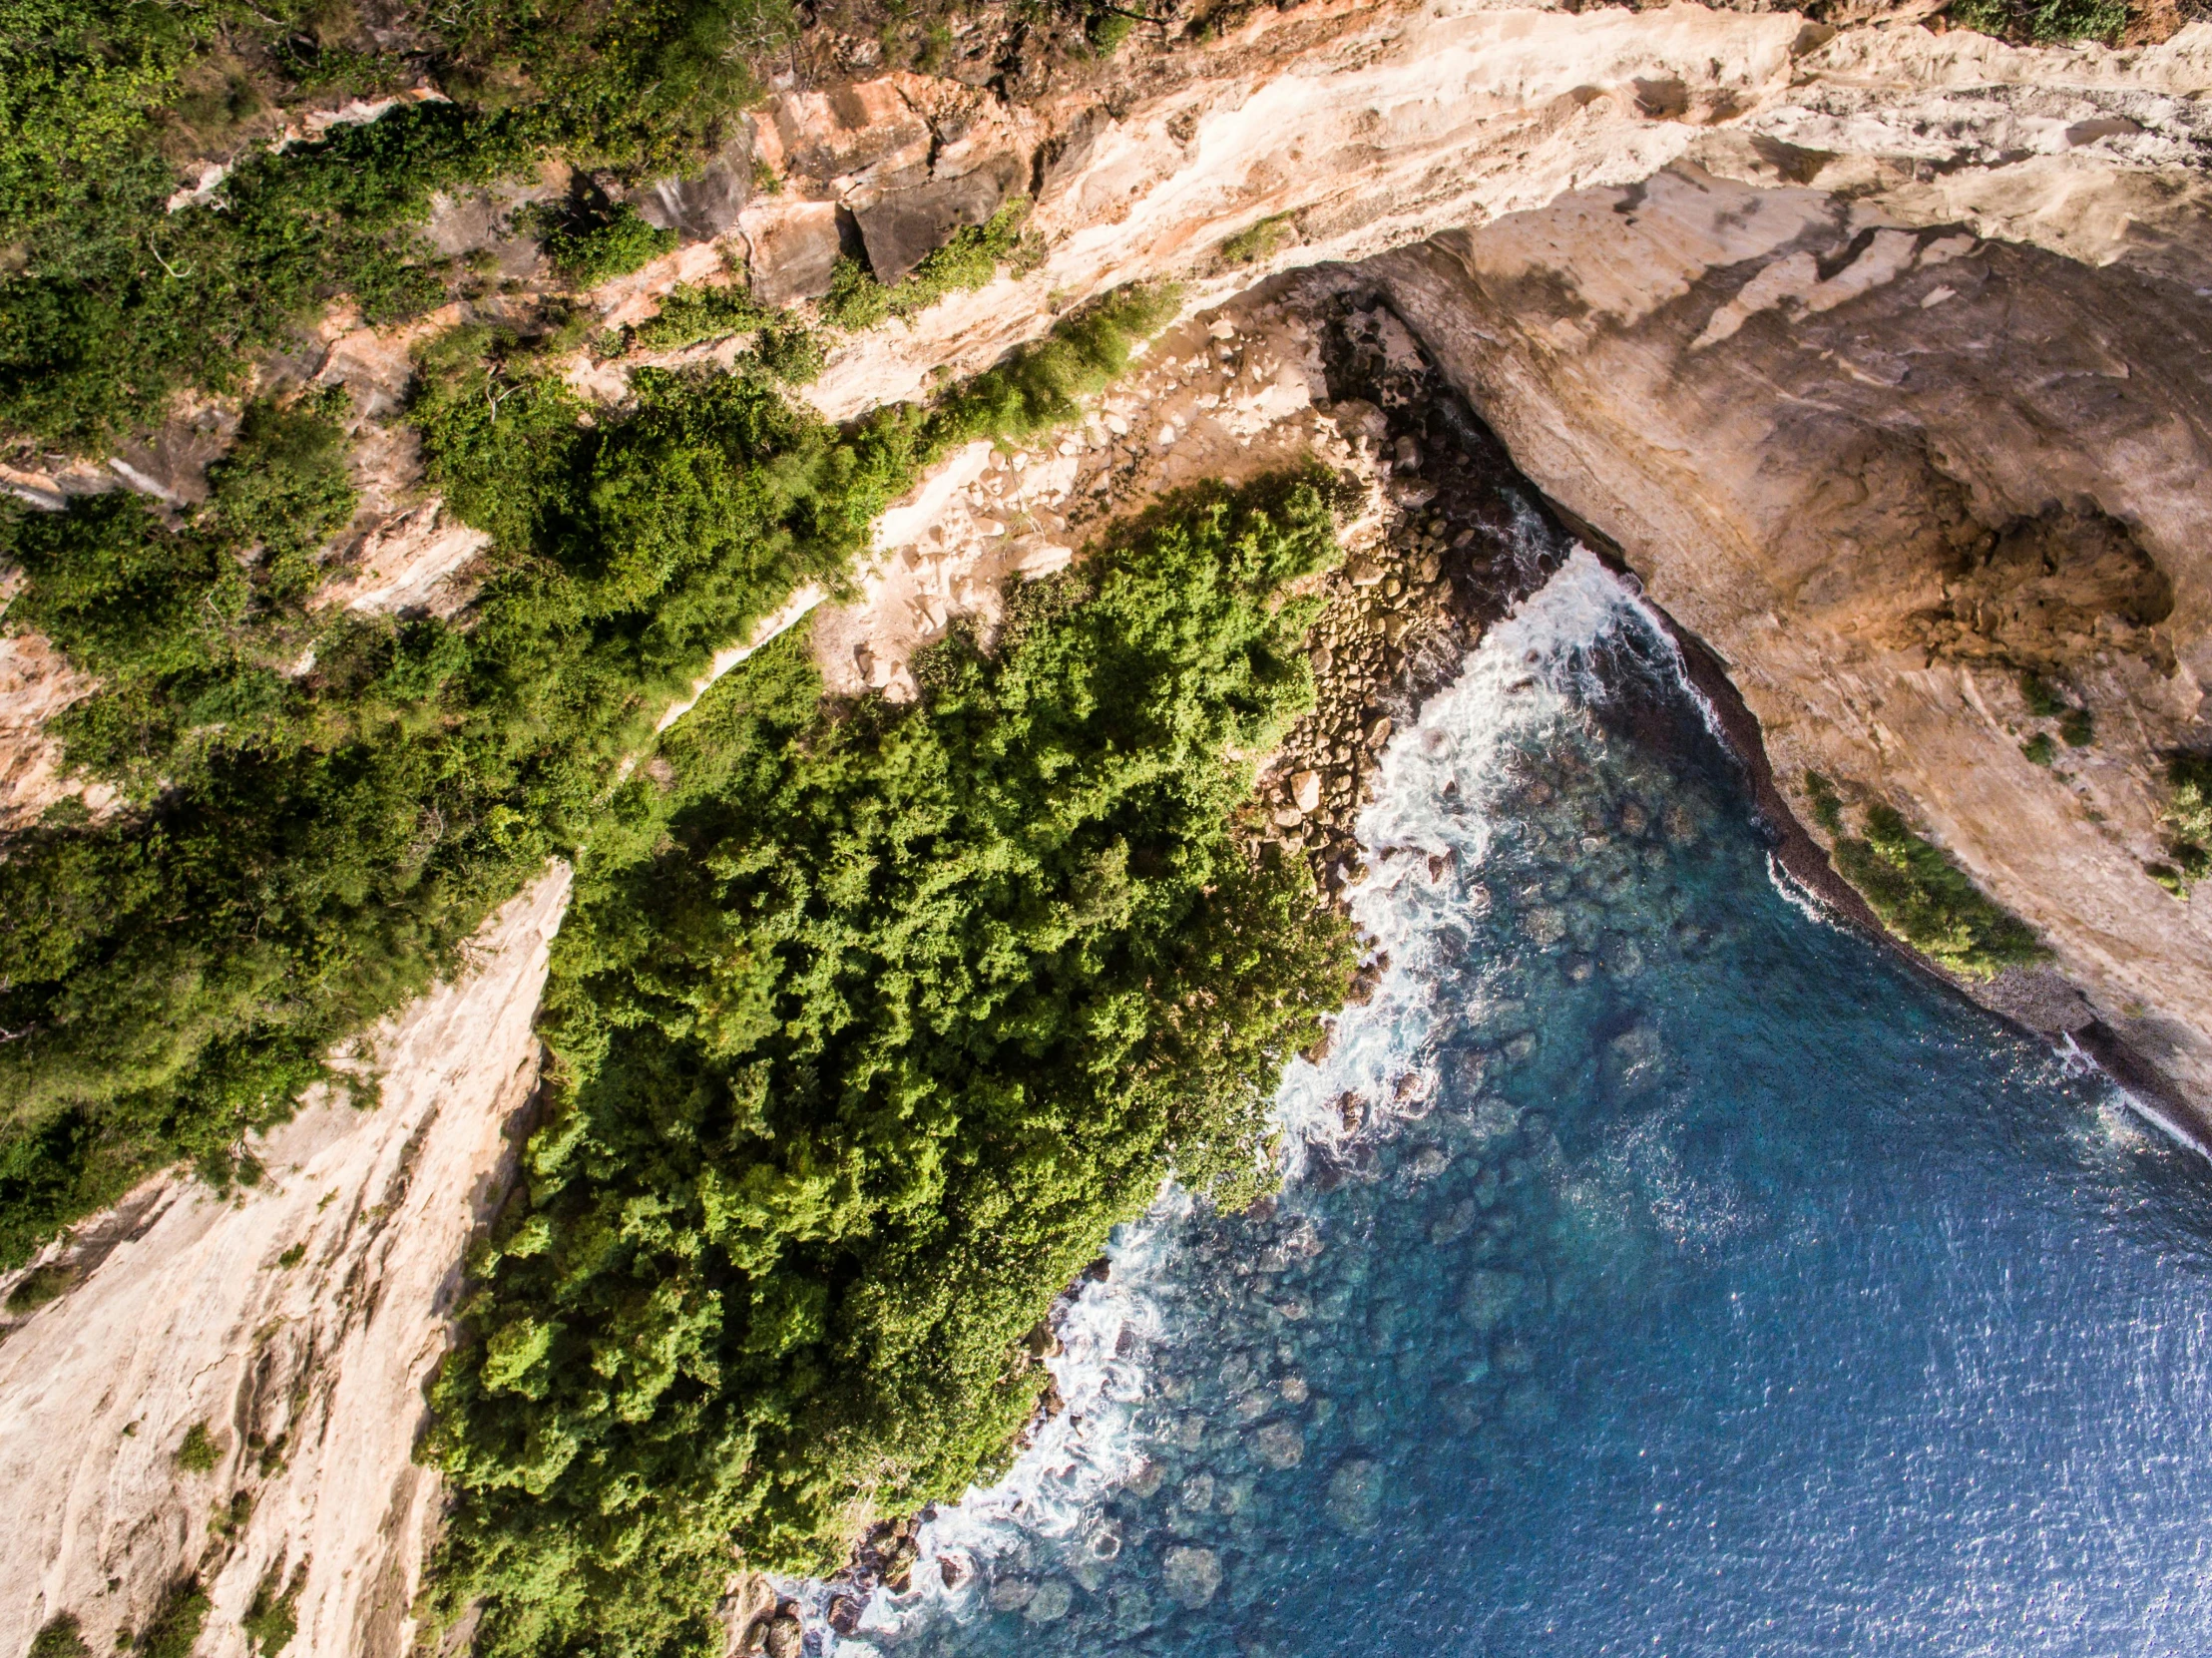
[{"x1": 1369, "y1": 155, "x2": 2212, "y2": 1105}]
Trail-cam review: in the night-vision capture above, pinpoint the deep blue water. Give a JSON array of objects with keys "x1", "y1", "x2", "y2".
[{"x1": 839, "y1": 552, "x2": 2212, "y2": 1658}]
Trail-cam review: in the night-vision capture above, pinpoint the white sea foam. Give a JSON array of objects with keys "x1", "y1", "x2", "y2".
[{"x1": 836, "y1": 547, "x2": 1674, "y2": 1646}]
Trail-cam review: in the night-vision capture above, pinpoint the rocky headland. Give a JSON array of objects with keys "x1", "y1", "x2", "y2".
[{"x1": 3, "y1": 0, "x2": 2211, "y2": 1652}]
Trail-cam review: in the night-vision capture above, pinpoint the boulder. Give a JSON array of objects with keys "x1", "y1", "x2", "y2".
[
  {"x1": 1463, "y1": 1267, "x2": 1524, "y2": 1330},
  {"x1": 1025, "y1": 1579, "x2": 1074, "y2": 1623},
  {"x1": 741, "y1": 201, "x2": 852, "y2": 305},
  {"x1": 1254, "y1": 1420, "x2": 1305, "y2": 1469},
  {"x1": 761, "y1": 1613, "x2": 804, "y2": 1658},
  {"x1": 636, "y1": 134, "x2": 755, "y2": 242},
  {"x1": 1325, "y1": 1457, "x2": 1383, "y2": 1535},
  {"x1": 854, "y1": 154, "x2": 1026, "y2": 285}
]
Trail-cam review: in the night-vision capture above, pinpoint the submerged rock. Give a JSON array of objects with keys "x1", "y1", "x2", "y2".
[
  {"x1": 1325, "y1": 1457, "x2": 1384, "y2": 1536},
  {"x1": 1161, "y1": 1545, "x2": 1223, "y2": 1609},
  {"x1": 1463, "y1": 1268, "x2": 1524, "y2": 1331}
]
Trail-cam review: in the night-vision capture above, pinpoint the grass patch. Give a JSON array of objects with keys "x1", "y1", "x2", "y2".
[
  {"x1": 1219, "y1": 212, "x2": 1297, "y2": 266},
  {"x1": 175, "y1": 1422, "x2": 221, "y2": 1472},
  {"x1": 929, "y1": 281, "x2": 1180, "y2": 442},
  {"x1": 420, "y1": 471, "x2": 1358, "y2": 1657},
  {"x1": 0, "y1": 287, "x2": 1175, "y2": 1268},
  {"x1": 1829, "y1": 802, "x2": 2047, "y2": 979},
  {"x1": 6, "y1": 1260, "x2": 73, "y2": 1311}
]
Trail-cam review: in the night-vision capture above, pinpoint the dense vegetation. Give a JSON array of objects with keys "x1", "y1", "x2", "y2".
[
  {"x1": 0, "y1": 282, "x2": 1174, "y2": 1268},
  {"x1": 421, "y1": 473, "x2": 1358, "y2": 1658},
  {"x1": 1805, "y1": 774, "x2": 2047, "y2": 979}
]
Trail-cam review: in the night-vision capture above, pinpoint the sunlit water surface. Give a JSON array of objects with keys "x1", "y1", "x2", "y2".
[{"x1": 829, "y1": 551, "x2": 2212, "y2": 1658}]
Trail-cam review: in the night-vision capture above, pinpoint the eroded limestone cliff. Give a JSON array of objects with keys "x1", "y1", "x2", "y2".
[{"x1": 4, "y1": 1, "x2": 2211, "y2": 1651}]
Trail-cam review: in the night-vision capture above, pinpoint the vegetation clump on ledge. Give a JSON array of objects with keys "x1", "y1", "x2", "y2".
[
  {"x1": 419, "y1": 473, "x2": 1359, "y2": 1658},
  {"x1": 1804, "y1": 773, "x2": 2047, "y2": 980},
  {"x1": 2147, "y1": 753, "x2": 2212, "y2": 897}
]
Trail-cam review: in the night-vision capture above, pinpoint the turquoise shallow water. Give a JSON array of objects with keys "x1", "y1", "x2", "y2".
[{"x1": 839, "y1": 551, "x2": 2212, "y2": 1658}]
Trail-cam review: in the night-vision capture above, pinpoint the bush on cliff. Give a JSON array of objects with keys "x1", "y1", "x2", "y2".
[
  {"x1": 419, "y1": 475, "x2": 1358, "y2": 1658},
  {"x1": 1830, "y1": 803, "x2": 2047, "y2": 980}
]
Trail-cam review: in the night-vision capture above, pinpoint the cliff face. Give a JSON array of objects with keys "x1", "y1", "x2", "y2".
[
  {"x1": 5, "y1": 2, "x2": 2212, "y2": 1650},
  {"x1": 1371, "y1": 159, "x2": 2212, "y2": 1102}
]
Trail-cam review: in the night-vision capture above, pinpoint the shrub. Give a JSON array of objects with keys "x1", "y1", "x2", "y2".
[
  {"x1": 175, "y1": 1423, "x2": 220, "y2": 1472},
  {"x1": 1948, "y1": 0, "x2": 2127, "y2": 42},
  {"x1": 2021, "y1": 732, "x2": 2056, "y2": 766},
  {"x1": 540, "y1": 202, "x2": 679, "y2": 288},
  {"x1": 242, "y1": 1562, "x2": 304, "y2": 1656},
  {"x1": 420, "y1": 474, "x2": 1358, "y2": 1658},
  {"x1": 2019, "y1": 670, "x2": 2068, "y2": 719},
  {"x1": 2059, "y1": 705, "x2": 2095, "y2": 748},
  {"x1": 1830, "y1": 802, "x2": 2047, "y2": 979},
  {"x1": 2148, "y1": 754, "x2": 2212, "y2": 897},
  {"x1": 1802, "y1": 770, "x2": 1845, "y2": 835},
  {"x1": 136, "y1": 1578, "x2": 209, "y2": 1658},
  {"x1": 29, "y1": 1615, "x2": 90, "y2": 1658},
  {"x1": 816, "y1": 255, "x2": 894, "y2": 332}
]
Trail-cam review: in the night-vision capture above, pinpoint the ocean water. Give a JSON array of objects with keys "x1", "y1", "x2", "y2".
[{"x1": 834, "y1": 551, "x2": 2212, "y2": 1658}]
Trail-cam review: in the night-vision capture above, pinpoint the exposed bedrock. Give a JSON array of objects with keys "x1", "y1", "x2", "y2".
[{"x1": 1368, "y1": 162, "x2": 2212, "y2": 1110}]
